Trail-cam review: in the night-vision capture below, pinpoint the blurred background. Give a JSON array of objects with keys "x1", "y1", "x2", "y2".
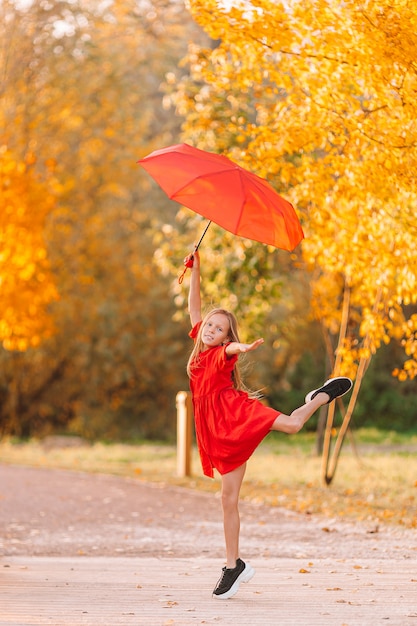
[{"x1": 1, "y1": 0, "x2": 416, "y2": 445}]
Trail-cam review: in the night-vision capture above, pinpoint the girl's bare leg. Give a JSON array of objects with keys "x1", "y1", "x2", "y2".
[
  {"x1": 271, "y1": 392, "x2": 329, "y2": 434},
  {"x1": 220, "y1": 463, "x2": 247, "y2": 569}
]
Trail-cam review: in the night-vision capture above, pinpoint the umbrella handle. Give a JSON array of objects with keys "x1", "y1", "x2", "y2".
[
  {"x1": 178, "y1": 220, "x2": 212, "y2": 284},
  {"x1": 178, "y1": 257, "x2": 193, "y2": 284}
]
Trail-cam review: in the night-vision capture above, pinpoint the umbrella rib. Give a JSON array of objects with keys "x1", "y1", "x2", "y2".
[
  {"x1": 169, "y1": 167, "x2": 238, "y2": 199},
  {"x1": 226, "y1": 169, "x2": 245, "y2": 235}
]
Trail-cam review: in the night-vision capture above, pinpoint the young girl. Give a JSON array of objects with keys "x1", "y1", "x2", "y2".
[{"x1": 186, "y1": 250, "x2": 352, "y2": 600}]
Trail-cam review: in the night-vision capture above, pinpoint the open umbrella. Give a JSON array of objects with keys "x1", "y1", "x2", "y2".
[{"x1": 138, "y1": 143, "x2": 304, "y2": 279}]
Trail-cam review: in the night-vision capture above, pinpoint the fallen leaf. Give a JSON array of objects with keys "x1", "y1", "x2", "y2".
[{"x1": 164, "y1": 601, "x2": 178, "y2": 608}]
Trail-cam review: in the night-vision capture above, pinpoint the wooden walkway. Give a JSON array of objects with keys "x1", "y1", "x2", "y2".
[{"x1": 1, "y1": 554, "x2": 417, "y2": 625}]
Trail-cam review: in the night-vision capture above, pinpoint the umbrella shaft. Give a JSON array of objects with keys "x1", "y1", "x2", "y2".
[{"x1": 194, "y1": 220, "x2": 212, "y2": 252}]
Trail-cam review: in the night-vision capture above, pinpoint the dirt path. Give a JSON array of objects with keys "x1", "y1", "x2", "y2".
[{"x1": 1, "y1": 464, "x2": 415, "y2": 562}]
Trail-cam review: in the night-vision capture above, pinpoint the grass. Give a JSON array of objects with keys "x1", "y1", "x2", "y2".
[{"x1": 1, "y1": 429, "x2": 416, "y2": 528}]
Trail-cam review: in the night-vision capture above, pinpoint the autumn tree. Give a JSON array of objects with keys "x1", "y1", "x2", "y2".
[
  {"x1": 0, "y1": 0, "x2": 59, "y2": 353},
  {"x1": 0, "y1": 149, "x2": 58, "y2": 350},
  {"x1": 162, "y1": 0, "x2": 417, "y2": 478},
  {"x1": 0, "y1": 0, "x2": 207, "y2": 438}
]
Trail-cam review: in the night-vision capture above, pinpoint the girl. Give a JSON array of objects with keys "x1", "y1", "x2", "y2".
[{"x1": 186, "y1": 250, "x2": 352, "y2": 600}]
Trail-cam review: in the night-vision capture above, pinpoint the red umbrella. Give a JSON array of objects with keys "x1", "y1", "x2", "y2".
[{"x1": 138, "y1": 143, "x2": 304, "y2": 277}]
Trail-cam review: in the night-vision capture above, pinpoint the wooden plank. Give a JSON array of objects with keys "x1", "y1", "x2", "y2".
[{"x1": 1, "y1": 556, "x2": 417, "y2": 626}]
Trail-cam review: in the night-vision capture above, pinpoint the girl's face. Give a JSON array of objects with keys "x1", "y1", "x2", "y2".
[{"x1": 201, "y1": 313, "x2": 231, "y2": 349}]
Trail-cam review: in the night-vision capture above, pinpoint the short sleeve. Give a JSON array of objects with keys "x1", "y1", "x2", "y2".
[
  {"x1": 189, "y1": 320, "x2": 202, "y2": 340},
  {"x1": 216, "y1": 345, "x2": 238, "y2": 369}
]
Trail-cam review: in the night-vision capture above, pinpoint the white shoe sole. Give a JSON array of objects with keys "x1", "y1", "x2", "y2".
[{"x1": 212, "y1": 563, "x2": 255, "y2": 600}]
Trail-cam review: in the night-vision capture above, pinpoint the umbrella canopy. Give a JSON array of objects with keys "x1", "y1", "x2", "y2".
[{"x1": 138, "y1": 143, "x2": 304, "y2": 252}]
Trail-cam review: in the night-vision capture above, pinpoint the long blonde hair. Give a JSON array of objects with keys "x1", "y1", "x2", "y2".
[{"x1": 187, "y1": 308, "x2": 251, "y2": 393}]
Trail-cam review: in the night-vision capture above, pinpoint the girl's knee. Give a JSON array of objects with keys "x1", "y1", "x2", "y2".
[
  {"x1": 221, "y1": 489, "x2": 238, "y2": 509},
  {"x1": 288, "y1": 418, "x2": 303, "y2": 434},
  {"x1": 272, "y1": 413, "x2": 303, "y2": 434},
  {"x1": 221, "y1": 484, "x2": 240, "y2": 512}
]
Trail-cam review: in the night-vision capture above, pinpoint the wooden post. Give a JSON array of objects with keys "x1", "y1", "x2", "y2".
[{"x1": 176, "y1": 391, "x2": 193, "y2": 477}]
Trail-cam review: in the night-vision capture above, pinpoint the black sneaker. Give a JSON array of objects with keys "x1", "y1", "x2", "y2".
[
  {"x1": 305, "y1": 377, "x2": 353, "y2": 404},
  {"x1": 212, "y1": 558, "x2": 255, "y2": 600}
]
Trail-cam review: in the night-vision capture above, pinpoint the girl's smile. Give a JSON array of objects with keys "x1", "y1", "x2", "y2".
[{"x1": 201, "y1": 313, "x2": 230, "y2": 349}]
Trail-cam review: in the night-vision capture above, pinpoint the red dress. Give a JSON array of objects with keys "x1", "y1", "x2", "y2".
[{"x1": 189, "y1": 322, "x2": 280, "y2": 478}]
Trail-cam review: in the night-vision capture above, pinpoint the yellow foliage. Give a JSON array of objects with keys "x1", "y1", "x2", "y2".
[
  {"x1": 0, "y1": 149, "x2": 58, "y2": 350},
  {"x1": 174, "y1": 0, "x2": 417, "y2": 379}
]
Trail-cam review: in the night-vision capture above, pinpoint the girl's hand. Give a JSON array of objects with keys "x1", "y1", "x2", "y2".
[
  {"x1": 226, "y1": 338, "x2": 264, "y2": 355},
  {"x1": 184, "y1": 249, "x2": 200, "y2": 269}
]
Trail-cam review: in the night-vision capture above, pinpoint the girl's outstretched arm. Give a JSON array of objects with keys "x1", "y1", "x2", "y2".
[
  {"x1": 225, "y1": 338, "x2": 264, "y2": 355},
  {"x1": 187, "y1": 250, "x2": 202, "y2": 327}
]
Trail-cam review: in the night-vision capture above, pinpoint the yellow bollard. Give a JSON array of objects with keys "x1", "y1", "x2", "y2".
[{"x1": 176, "y1": 391, "x2": 193, "y2": 477}]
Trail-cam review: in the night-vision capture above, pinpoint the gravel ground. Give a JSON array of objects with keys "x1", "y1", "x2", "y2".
[{"x1": 1, "y1": 464, "x2": 416, "y2": 563}]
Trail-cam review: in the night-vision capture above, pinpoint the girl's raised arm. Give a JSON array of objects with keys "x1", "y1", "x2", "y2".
[{"x1": 187, "y1": 250, "x2": 202, "y2": 327}]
